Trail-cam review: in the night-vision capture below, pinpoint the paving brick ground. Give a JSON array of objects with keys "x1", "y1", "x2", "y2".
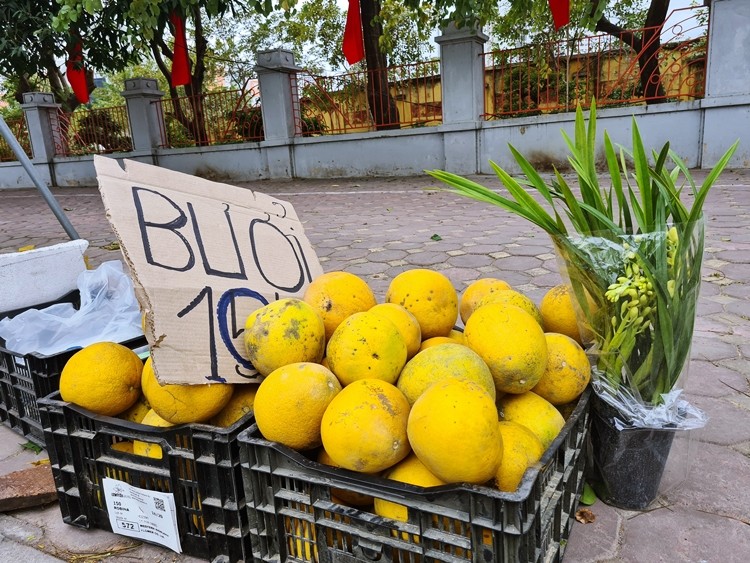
[{"x1": 1, "y1": 169, "x2": 749, "y2": 562}]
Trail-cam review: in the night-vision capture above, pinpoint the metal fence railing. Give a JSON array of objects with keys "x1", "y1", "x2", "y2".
[
  {"x1": 0, "y1": 116, "x2": 32, "y2": 162},
  {"x1": 51, "y1": 105, "x2": 133, "y2": 156},
  {"x1": 154, "y1": 85, "x2": 263, "y2": 148},
  {"x1": 294, "y1": 59, "x2": 442, "y2": 136},
  {"x1": 483, "y1": 6, "x2": 708, "y2": 119},
  {"x1": 10, "y1": 6, "x2": 712, "y2": 159}
]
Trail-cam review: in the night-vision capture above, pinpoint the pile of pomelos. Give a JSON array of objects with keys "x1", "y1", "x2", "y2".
[
  {"x1": 57, "y1": 267, "x2": 590, "y2": 496},
  {"x1": 247, "y1": 268, "x2": 591, "y2": 518},
  {"x1": 59, "y1": 344, "x2": 257, "y2": 459}
]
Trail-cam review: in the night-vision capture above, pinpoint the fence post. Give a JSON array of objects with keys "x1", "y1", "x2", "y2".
[
  {"x1": 255, "y1": 48, "x2": 301, "y2": 141},
  {"x1": 21, "y1": 92, "x2": 63, "y2": 163},
  {"x1": 255, "y1": 48, "x2": 302, "y2": 177},
  {"x1": 435, "y1": 24, "x2": 488, "y2": 174},
  {"x1": 435, "y1": 24, "x2": 488, "y2": 124},
  {"x1": 121, "y1": 78, "x2": 165, "y2": 153},
  {"x1": 701, "y1": 0, "x2": 750, "y2": 167},
  {"x1": 705, "y1": 0, "x2": 750, "y2": 99}
]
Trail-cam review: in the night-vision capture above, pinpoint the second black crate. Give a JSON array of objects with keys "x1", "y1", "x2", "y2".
[{"x1": 240, "y1": 386, "x2": 591, "y2": 563}]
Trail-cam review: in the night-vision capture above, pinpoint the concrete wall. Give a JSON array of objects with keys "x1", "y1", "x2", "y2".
[
  {"x1": 479, "y1": 100, "x2": 709, "y2": 175},
  {"x1": 1, "y1": 97, "x2": 745, "y2": 189}
]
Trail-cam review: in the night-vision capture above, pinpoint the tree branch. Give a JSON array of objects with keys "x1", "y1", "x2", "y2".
[{"x1": 587, "y1": 0, "x2": 649, "y2": 51}]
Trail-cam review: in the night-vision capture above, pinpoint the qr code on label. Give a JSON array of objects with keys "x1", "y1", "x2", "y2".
[{"x1": 153, "y1": 497, "x2": 165, "y2": 512}]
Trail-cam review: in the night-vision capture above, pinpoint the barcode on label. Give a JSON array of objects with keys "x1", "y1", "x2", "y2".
[{"x1": 154, "y1": 497, "x2": 166, "y2": 512}]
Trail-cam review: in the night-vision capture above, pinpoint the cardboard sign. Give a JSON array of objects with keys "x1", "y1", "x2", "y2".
[{"x1": 95, "y1": 156, "x2": 323, "y2": 385}]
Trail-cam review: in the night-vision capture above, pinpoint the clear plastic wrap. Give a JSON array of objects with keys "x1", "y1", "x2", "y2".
[
  {"x1": 0, "y1": 260, "x2": 143, "y2": 356},
  {"x1": 552, "y1": 220, "x2": 709, "y2": 509},
  {"x1": 552, "y1": 219, "x2": 708, "y2": 431}
]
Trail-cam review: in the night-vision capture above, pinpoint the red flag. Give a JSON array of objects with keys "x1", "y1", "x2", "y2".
[
  {"x1": 548, "y1": 0, "x2": 570, "y2": 30},
  {"x1": 66, "y1": 41, "x2": 89, "y2": 104},
  {"x1": 170, "y1": 11, "x2": 191, "y2": 87},
  {"x1": 342, "y1": 0, "x2": 365, "y2": 65}
]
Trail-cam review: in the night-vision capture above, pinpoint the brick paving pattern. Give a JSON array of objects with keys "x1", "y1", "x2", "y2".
[{"x1": 1, "y1": 170, "x2": 749, "y2": 561}]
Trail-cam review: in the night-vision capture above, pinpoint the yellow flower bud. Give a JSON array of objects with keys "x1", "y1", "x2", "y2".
[
  {"x1": 667, "y1": 279, "x2": 676, "y2": 297},
  {"x1": 668, "y1": 226, "x2": 679, "y2": 244}
]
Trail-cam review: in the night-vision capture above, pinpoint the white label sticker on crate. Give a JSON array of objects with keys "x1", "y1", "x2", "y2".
[{"x1": 103, "y1": 477, "x2": 182, "y2": 553}]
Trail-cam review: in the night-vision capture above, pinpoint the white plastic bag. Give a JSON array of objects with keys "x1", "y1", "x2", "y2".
[{"x1": 0, "y1": 260, "x2": 144, "y2": 356}]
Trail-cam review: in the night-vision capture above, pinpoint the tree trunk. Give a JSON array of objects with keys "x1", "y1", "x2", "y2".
[
  {"x1": 184, "y1": 6, "x2": 210, "y2": 145},
  {"x1": 360, "y1": 0, "x2": 400, "y2": 130},
  {"x1": 151, "y1": 8, "x2": 210, "y2": 146},
  {"x1": 592, "y1": 0, "x2": 670, "y2": 104},
  {"x1": 638, "y1": 0, "x2": 670, "y2": 102}
]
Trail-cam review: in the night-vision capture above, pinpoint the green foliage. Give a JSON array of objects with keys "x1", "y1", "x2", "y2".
[
  {"x1": 230, "y1": 106, "x2": 265, "y2": 140},
  {"x1": 205, "y1": 0, "x2": 347, "y2": 82},
  {"x1": 1, "y1": 1, "x2": 140, "y2": 81},
  {"x1": 487, "y1": 0, "x2": 652, "y2": 52},
  {"x1": 204, "y1": 0, "x2": 435, "y2": 82},
  {"x1": 72, "y1": 111, "x2": 132, "y2": 153},
  {"x1": 53, "y1": 0, "x2": 279, "y2": 50},
  {"x1": 229, "y1": 104, "x2": 326, "y2": 141},
  {"x1": 88, "y1": 62, "x2": 170, "y2": 108},
  {"x1": 377, "y1": 1, "x2": 436, "y2": 67},
  {"x1": 21, "y1": 441, "x2": 43, "y2": 454},
  {"x1": 0, "y1": 81, "x2": 23, "y2": 118},
  {"x1": 164, "y1": 114, "x2": 194, "y2": 148}
]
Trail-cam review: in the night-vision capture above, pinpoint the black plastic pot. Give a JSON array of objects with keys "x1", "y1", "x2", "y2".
[{"x1": 589, "y1": 395, "x2": 676, "y2": 510}]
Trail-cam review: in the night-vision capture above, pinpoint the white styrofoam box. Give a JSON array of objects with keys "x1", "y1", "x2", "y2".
[{"x1": 0, "y1": 239, "x2": 89, "y2": 313}]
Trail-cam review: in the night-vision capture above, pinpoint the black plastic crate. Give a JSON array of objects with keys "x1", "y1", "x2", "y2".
[
  {"x1": 239, "y1": 386, "x2": 590, "y2": 563},
  {"x1": 38, "y1": 391, "x2": 254, "y2": 562},
  {"x1": 0, "y1": 290, "x2": 147, "y2": 447}
]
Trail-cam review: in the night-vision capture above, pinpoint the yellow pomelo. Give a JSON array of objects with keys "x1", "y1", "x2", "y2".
[
  {"x1": 532, "y1": 333, "x2": 591, "y2": 405},
  {"x1": 60, "y1": 342, "x2": 143, "y2": 417},
  {"x1": 464, "y1": 303, "x2": 548, "y2": 394},
  {"x1": 317, "y1": 449, "x2": 374, "y2": 507},
  {"x1": 417, "y1": 336, "x2": 455, "y2": 353},
  {"x1": 255, "y1": 362, "x2": 341, "y2": 450},
  {"x1": 447, "y1": 329, "x2": 466, "y2": 345},
  {"x1": 369, "y1": 303, "x2": 422, "y2": 359},
  {"x1": 407, "y1": 378, "x2": 502, "y2": 484},
  {"x1": 321, "y1": 379, "x2": 411, "y2": 473},
  {"x1": 111, "y1": 441, "x2": 135, "y2": 454},
  {"x1": 141, "y1": 357, "x2": 234, "y2": 424},
  {"x1": 498, "y1": 392, "x2": 565, "y2": 450},
  {"x1": 133, "y1": 408, "x2": 174, "y2": 459},
  {"x1": 385, "y1": 269, "x2": 458, "y2": 339},
  {"x1": 459, "y1": 278, "x2": 513, "y2": 324},
  {"x1": 303, "y1": 271, "x2": 377, "y2": 341},
  {"x1": 326, "y1": 311, "x2": 407, "y2": 386},
  {"x1": 118, "y1": 393, "x2": 152, "y2": 423},
  {"x1": 494, "y1": 421, "x2": 545, "y2": 493},
  {"x1": 374, "y1": 453, "x2": 446, "y2": 521},
  {"x1": 210, "y1": 383, "x2": 259, "y2": 427},
  {"x1": 284, "y1": 514, "x2": 318, "y2": 561},
  {"x1": 540, "y1": 284, "x2": 595, "y2": 345},
  {"x1": 397, "y1": 343, "x2": 496, "y2": 405},
  {"x1": 244, "y1": 298, "x2": 326, "y2": 376},
  {"x1": 475, "y1": 289, "x2": 543, "y2": 326}
]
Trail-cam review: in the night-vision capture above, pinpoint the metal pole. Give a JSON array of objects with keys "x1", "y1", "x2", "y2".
[{"x1": 0, "y1": 114, "x2": 80, "y2": 240}]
